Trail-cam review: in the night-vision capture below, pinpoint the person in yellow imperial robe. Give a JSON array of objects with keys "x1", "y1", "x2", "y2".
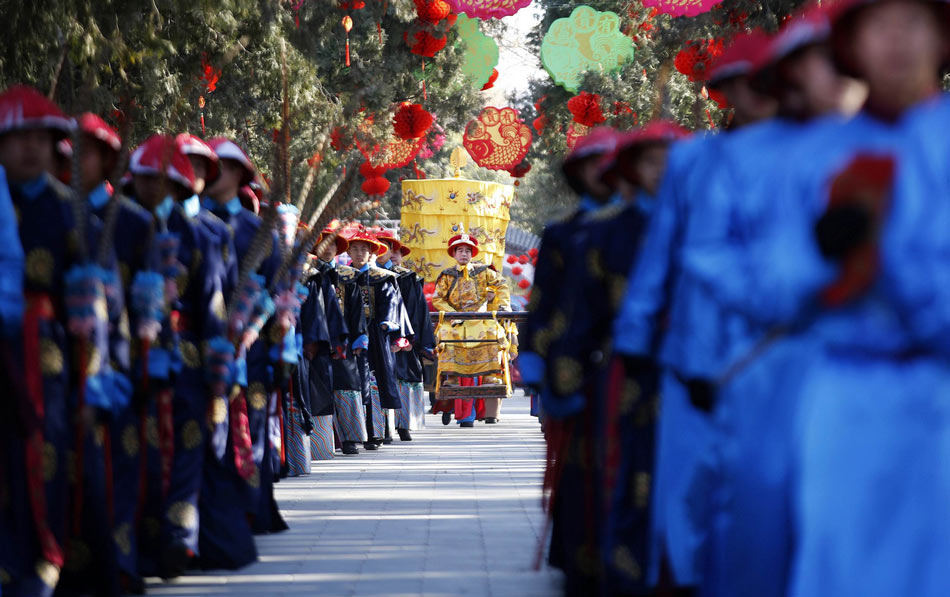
[{"x1": 431, "y1": 233, "x2": 513, "y2": 426}]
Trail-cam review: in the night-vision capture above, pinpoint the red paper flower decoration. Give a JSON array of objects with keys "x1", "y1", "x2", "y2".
[
  {"x1": 462, "y1": 106, "x2": 532, "y2": 171},
  {"x1": 201, "y1": 54, "x2": 221, "y2": 93},
  {"x1": 339, "y1": 1, "x2": 366, "y2": 8},
  {"x1": 508, "y1": 161, "x2": 531, "y2": 178},
  {"x1": 393, "y1": 103, "x2": 434, "y2": 140},
  {"x1": 362, "y1": 176, "x2": 390, "y2": 196},
  {"x1": 675, "y1": 39, "x2": 725, "y2": 82},
  {"x1": 518, "y1": 254, "x2": 529, "y2": 264},
  {"x1": 517, "y1": 279, "x2": 531, "y2": 290},
  {"x1": 511, "y1": 265, "x2": 523, "y2": 276},
  {"x1": 506, "y1": 255, "x2": 518, "y2": 264},
  {"x1": 405, "y1": 19, "x2": 450, "y2": 57},
  {"x1": 528, "y1": 247, "x2": 538, "y2": 258},
  {"x1": 567, "y1": 92, "x2": 606, "y2": 127},
  {"x1": 414, "y1": 0, "x2": 451, "y2": 24},
  {"x1": 481, "y1": 69, "x2": 499, "y2": 91}
]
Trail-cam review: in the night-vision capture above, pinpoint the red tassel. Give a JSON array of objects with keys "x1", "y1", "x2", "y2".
[
  {"x1": 345, "y1": 36, "x2": 351, "y2": 67},
  {"x1": 706, "y1": 108, "x2": 715, "y2": 129},
  {"x1": 157, "y1": 389, "x2": 174, "y2": 498},
  {"x1": 72, "y1": 340, "x2": 88, "y2": 538},
  {"x1": 200, "y1": 112, "x2": 206, "y2": 137}
]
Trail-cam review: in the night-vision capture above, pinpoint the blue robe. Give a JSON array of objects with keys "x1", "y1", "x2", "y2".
[
  {"x1": 88, "y1": 189, "x2": 154, "y2": 588},
  {"x1": 0, "y1": 174, "x2": 87, "y2": 596},
  {"x1": 680, "y1": 117, "x2": 838, "y2": 597},
  {"x1": 543, "y1": 198, "x2": 659, "y2": 596},
  {"x1": 781, "y1": 97, "x2": 950, "y2": 597},
  {"x1": 612, "y1": 134, "x2": 730, "y2": 587}
]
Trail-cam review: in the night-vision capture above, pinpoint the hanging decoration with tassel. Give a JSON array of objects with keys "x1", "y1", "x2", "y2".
[{"x1": 342, "y1": 15, "x2": 354, "y2": 68}]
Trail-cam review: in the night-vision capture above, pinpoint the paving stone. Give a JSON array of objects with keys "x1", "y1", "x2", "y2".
[{"x1": 147, "y1": 394, "x2": 562, "y2": 596}]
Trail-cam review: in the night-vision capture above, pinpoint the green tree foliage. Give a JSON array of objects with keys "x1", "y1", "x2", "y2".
[
  {"x1": 0, "y1": 0, "x2": 488, "y2": 219},
  {"x1": 511, "y1": 0, "x2": 808, "y2": 231}
]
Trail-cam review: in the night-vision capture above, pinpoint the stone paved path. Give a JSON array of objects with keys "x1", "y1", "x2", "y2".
[{"x1": 147, "y1": 394, "x2": 563, "y2": 596}]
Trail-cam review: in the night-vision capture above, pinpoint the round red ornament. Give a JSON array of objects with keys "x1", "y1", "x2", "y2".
[
  {"x1": 506, "y1": 255, "x2": 517, "y2": 264},
  {"x1": 517, "y1": 254, "x2": 529, "y2": 264},
  {"x1": 511, "y1": 265, "x2": 523, "y2": 276},
  {"x1": 414, "y1": 0, "x2": 451, "y2": 24},
  {"x1": 362, "y1": 176, "x2": 390, "y2": 196},
  {"x1": 393, "y1": 103, "x2": 434, "y2": 140},
  {"x1": 528, "y1": 247, "x2": 538, "y2": 258},
  {"x1": 517, "y1": 279, "x2": 531, "y2": 290},
  {"x1": 567, "y1": 92, "x2": 607, "y2": 127}
]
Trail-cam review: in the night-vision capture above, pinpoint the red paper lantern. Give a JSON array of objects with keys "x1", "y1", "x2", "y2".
[
  {"x1": 566, "y1": 122, "x2": 589, "y2": 150},
  {"x1": 414, "y1": 0, "x2": 451, "y2": 24},
  {"x1": 506, "y1": 255, "x2": 518, "y2": 264},
  {"x1": 481, "y1": 69, "x2": 500, "y2": 91},
  {"x1": 393, "y1": 103, "x2": 434, "y2": 140},
  {"x1": 518, "y1": 254, "x2": 529, "y2": 264},
  {"x1": 528, "y1": 247, "x2": 538, "y2": 258},
  {"x1": 359, "y1": 160, "x2": 387, "y2": 178},
  {"x1": 517, "y1": 279, "x2": 531, "y2": 290},
  {"x1": 405, "y1": 19, "x2": 449, "y2": 57},
  {"x1": 362, "y1": 175, "x2": 390, "y2": 196},
  {"x1": 339, "y1": 1, "x2": 366, "y2": 8},
  {"x1": 511, "y1": 265, "x2": 523, "y2": 276},
  {"x1": 567, "y1": 92, "x2": 606, "y2": 127},
  {"x1": 462, "y1": 106, "x2": 532, "y2": 172},
  {"x1": 508, "y1": 161, "x2": 531, "y2": 178}
]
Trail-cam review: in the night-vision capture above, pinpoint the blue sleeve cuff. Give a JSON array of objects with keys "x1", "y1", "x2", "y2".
[
  {"x1": 539, "y1": 389, "x2": 586, "y2": 419},
  {"x1": 380, "y1": 321, "x2": 400, "y2": 333},
  {"x1": 352, "y1": 334, "x2": 369, "y2": 351},
  {"x1": 517, "y1": 352, "x2": 545, "y2": 386}
]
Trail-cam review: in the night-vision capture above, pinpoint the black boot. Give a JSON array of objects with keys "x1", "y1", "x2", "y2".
[
  {"x1": 364, "y1": 441, "x2": 379, "y2": 451},
  {"x1": 484, "y1": 417, "x2": 498, "y2": 424},
  {"x1": 341, "y1": 441, "x2": 359, "y2": 455},
  {"x1": 441, "y1": 412, "x2": 452, "y2": 426},
  {"x1": 459, "y1": 421, "x2": 474, "y2": 428},
  {"x1": 397, "y1": 428, "x2": 412, "y2": 441}
]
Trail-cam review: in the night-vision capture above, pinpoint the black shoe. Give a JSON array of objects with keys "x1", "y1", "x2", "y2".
[
  {"x1": 441, "y1": 412, "x2": 452, "y2": 426},
  {"x1": 484, "y1": 417, "x2": 498, "y2": 424},
  {"x1": 341, "y1": 441, "x2": 359, "y2": 455},
  {"x1": 459, "y1": 421, "x2": 474, "y2": 428},
  {"x1": 382, "y1": 437, "x2": 394, "y2": 445},
  {"x1": 159, "y1": 542, "x2": 191, "y2": 580},
  {"x1": 397, "y1": 428, "x2": 412, "y2": 441},
  {"x1": 364, "y1": 441, "x2": 379, "y2": 451},
  {"x1": 121, "y1": 573, "x2": 146, "y2": 595}
]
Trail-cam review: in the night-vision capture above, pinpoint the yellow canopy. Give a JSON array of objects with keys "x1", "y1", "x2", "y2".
[{"x1": 399, "y1": 177, "x2": 514, "y2": 282}]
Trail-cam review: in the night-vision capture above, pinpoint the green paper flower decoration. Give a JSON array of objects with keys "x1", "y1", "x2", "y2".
[
  {"x1": 540, "y1": 5, "x2": 634, "y2": 93},
  {"x1": 457, "y1": 14, "x2": 500, "y2": 89}
]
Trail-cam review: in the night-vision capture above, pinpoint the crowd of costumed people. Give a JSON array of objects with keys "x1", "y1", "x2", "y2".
[
  {"x1": 525, "y1": 1, "x2": 950, "y2": 596},
  {"x1": 0, "y1": 77, "x2": 526, "y2": 594}
]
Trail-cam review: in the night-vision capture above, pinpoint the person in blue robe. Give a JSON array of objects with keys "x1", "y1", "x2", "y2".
[
  {"x1": 0, "y1": 85, "x2": 88, "y2": 597},
  {"x1": 703, "y1": 3, "x2": 950, "y2": 595},
  {"x1": 612, "y1": 31, "x2": 777, "y2": 593},
  {"x1": 532, "y1": 127, "x2": 623, "y2": 594},
  {"x1": 197, "y1": 137, "x2": 280, "y2": 567},
  {"x1": 679, "y1": 13, "x2": 859, "y2": 596}
]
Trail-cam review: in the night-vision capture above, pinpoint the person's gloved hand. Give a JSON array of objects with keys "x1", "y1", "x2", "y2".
[
  {"x1": 685, "y1": 378, "x2": 716, "y2": 413},
  {"x1": 815, "y1": 204, "x2": 872, "y2": 260}
]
